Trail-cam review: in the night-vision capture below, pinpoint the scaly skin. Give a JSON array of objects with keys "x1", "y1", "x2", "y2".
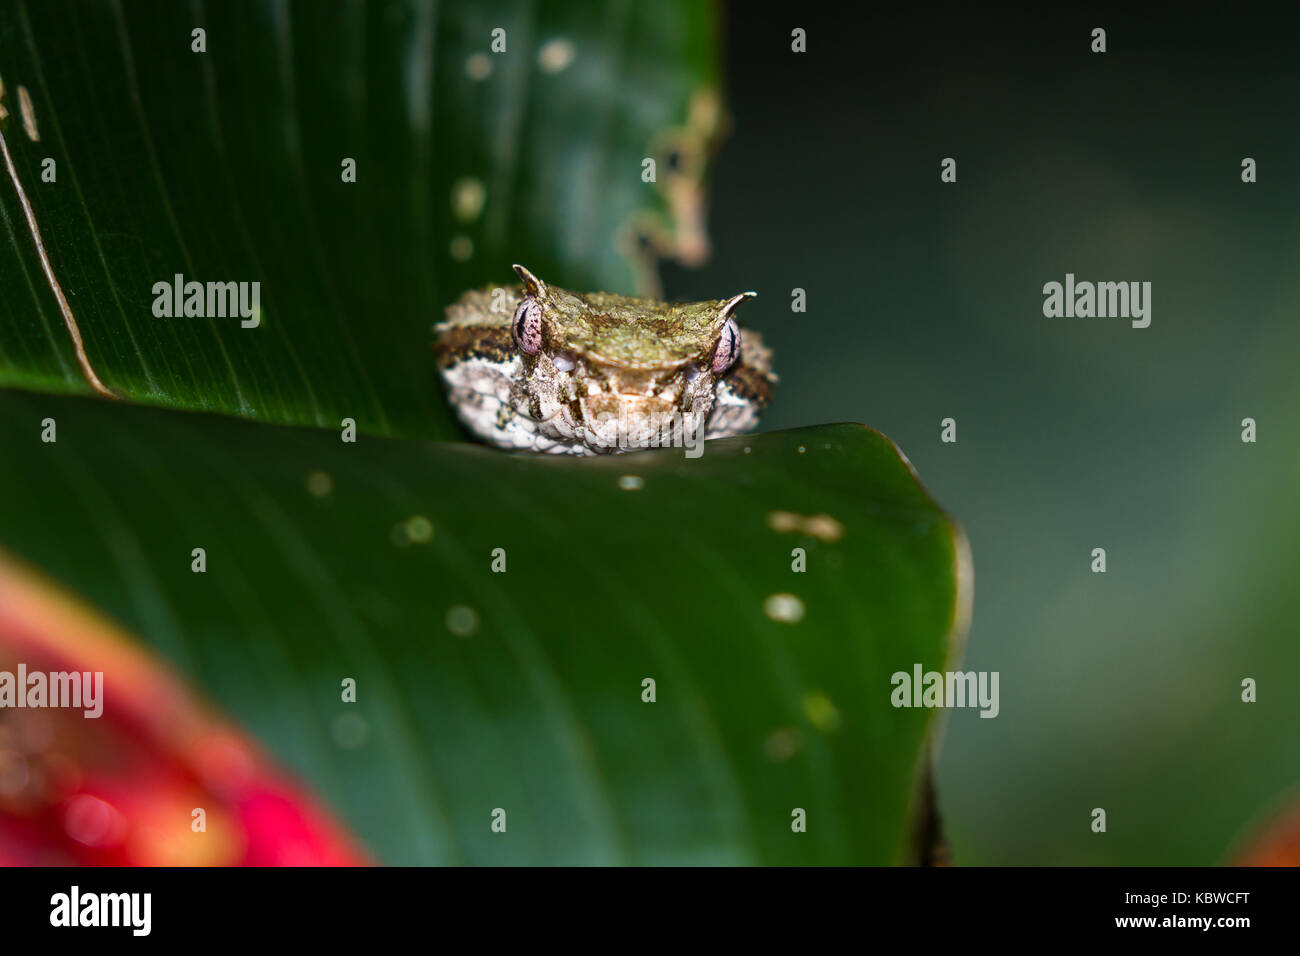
[{"x1": 434, "y1": 265, "x2": 776, "y2": 455}]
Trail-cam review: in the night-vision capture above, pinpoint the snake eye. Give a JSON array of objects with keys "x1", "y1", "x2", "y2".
[
  {"x1": 512, "y1": 297, "x2": 542, "y2": 355},
  {"x1": 710, "y1": 316, "x2": 741, "y2": 374}
]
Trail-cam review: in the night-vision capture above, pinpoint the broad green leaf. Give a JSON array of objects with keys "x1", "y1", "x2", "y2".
[
  {"x1": 0, "y1": 0, "x2": 720, "y2": 436},
  {"x1": 0, "y1": 391, "x2": 969, "y2": 864}
]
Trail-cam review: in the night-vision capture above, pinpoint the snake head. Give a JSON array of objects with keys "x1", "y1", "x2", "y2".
[
  {"x1": 509, "y1": 263, "x2": 754, "y2": 377},
  {"x1": 490, "y1": 265, "x2": 768, "y2": 452},
  {"x1": 437, "y1": 267, "x2": 775, "y2": 453}
]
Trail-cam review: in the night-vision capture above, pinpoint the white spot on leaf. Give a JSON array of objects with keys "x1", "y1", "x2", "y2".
[
  {"x1": 445, "y1": 604, "x2": 480, "y2": 637},
  {"x1": 450, "y1": 235, "x2": 474, "y2": 261},
  {"x1": 538, "y1": 38, "x2": 576, "y2": 74},
  {"x1": 451, "y1": 177, "x2": 486, "y2": 221},
  {"x1": 404, "y1": 515, "x2": 434, "y2": 543},
  {"x1": 465, "y1": 53, "x2": 492, "y2": 80},
  {"x1": 305, "y1": 470, "x2": 334, "y2": 497},
  {"x1": 764, "y1": 592, "x2": 805, "y2": 623}
]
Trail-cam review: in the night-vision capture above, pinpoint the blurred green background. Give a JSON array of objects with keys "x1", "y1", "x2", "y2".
[{"x1": 664, "y1": 4, "x2": 1300, "y2": 864}]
